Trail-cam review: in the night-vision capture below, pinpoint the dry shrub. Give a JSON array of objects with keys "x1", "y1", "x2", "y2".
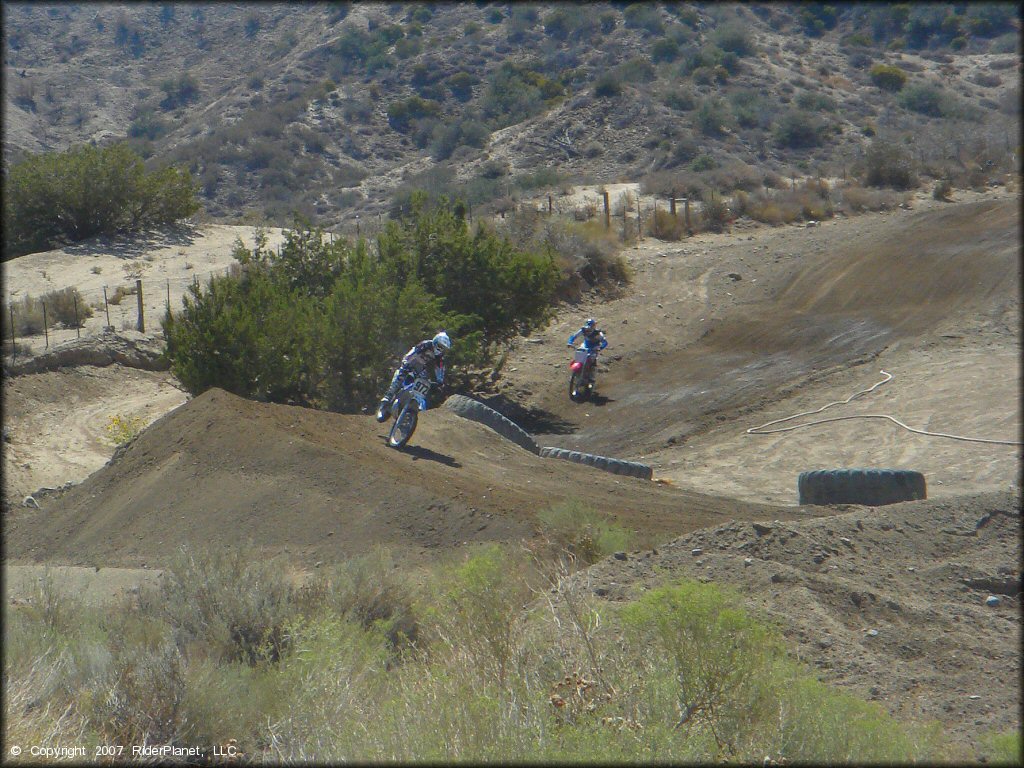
[
  {"x1": 315, "y1": 547, "x2": 422, "y2": 650},
  {"x1": 648, "y1": 208, "x2": 686, "y2": 241},
  {"x1": 107, "y1": 284, "x2": 138, "y2": 305},
  {"x1": 735, "y1": 185, "x2": 835, "y2": 225},
  {"x1": 696, "y1": 197, "x2": 732, "y2": 233},
  {"x1": 84, "y1": 638, "x2": 188, "y2": 746},
  {"x1": 933, "y1": 179, "x2": 953, "y2": 201},
  {"x1": 3, "y1": 294, "x2": 45, "y2": 336},
  {"x1": 3, "y1": 648, "x2": 91, "y2": 753},
  {"x1": 153, "y1": 544, "x2": 300, "y2": 665},
  {"x1": 836, "y1": 185, "x2": 905, "y2": 213},
  {"x1": 42, "y1": 286, "x2": 93, "y2": 328}
]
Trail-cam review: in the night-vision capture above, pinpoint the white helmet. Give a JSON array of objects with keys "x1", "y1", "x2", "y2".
[{"x1": 432, "y1": 331, "x2": 451, "y2": 354}]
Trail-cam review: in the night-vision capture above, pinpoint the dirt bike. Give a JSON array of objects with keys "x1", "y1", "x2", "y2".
[
  {"x1": 375, "y1": 372, "x2": 435, "y2": 448},
  {"x1": 568, "y1": 346, "x2": 599, "y2": 402}
]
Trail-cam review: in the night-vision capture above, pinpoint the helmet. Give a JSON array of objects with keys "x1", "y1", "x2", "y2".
[
  {"x1": 584, "y1": 318, "x2": 597, "y2": 328},
  {"x1": 432, "y1": 331, "x2": 452, "y2": 354}
]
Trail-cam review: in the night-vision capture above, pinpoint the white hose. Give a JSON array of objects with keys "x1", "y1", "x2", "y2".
[{"x1": 746, "y1": 370, "x2": 1023, "y2": 446}]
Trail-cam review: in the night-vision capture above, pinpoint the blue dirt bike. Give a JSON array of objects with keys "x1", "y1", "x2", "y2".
[{"x1": 375, "y1": 372, "x2": 435, "y2": 448}]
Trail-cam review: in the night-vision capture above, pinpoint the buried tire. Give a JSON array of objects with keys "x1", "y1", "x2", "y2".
[
  {"x1": 444, "y1": 395, "x2": 539, "y2": 454},
  {"x1": 540, "y1": 446, "x2": 653, "y2": 480},
  {"x1": 797, "y1": 468, "x2": 926, "y2": 507}
]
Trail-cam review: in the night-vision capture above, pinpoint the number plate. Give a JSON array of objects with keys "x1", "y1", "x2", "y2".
[{"x1": 573, "y1": 349, "x2": 590, "y2": 364}]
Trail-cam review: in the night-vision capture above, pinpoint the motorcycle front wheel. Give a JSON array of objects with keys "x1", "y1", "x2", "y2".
[
  {"x1": 569, "y1": 371, "x2": 589, "y2": 402},
  {"x1": 388, "y1": 401, "x2": 418, "y2": 447}
]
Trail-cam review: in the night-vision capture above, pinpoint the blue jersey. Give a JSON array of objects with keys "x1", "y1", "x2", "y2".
[{"x1": 568, "y1": 326, "x2": 607, "y2": 352}]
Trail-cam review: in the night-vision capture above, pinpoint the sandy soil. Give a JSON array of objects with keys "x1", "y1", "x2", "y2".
[
  {"x1": 2, "y1": 223, "x2": 287, "y2": 354},
  {"x1": 2, "y1": 365, "x2": 188, "y2": 503},
  {"x1": 493, "y1": 189, "x2": 1021, "y2": 504}
]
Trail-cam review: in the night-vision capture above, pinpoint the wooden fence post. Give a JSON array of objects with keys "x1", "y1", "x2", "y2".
[
  {"x1": 136, "y1": 279, "x2": 144, "y2": 333},
  {"x1": 684, "y1": 198, "x2": 692, "y2": 235},
  {"x1": 74, "y1": 294, "x2": 80, "y2": 338},
  {"x1": 548, "y1": 194, "x2": 553, "y2": 215},
  {"x1": 603, "y1": 190, "x2": 610, "y2": 229},
  {"x1": 637, "y1": 200, "x2": 643, "y2": 241},
  {"x1": 670, "y1": 192, "x2": 677, "y2": 215},
  {"x1": 103, "y1": 286, "x2": 111, "y2": 328},
  {"x1": 166, "y1": 279, "x2": 171, "y2": 311},
  {"x1": 42, "y1": 302, "x2": 49, "y2": 348}
]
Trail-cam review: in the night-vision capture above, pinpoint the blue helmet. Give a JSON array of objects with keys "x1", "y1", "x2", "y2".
[{"x1": 584, "y1": 318, "x2": 596, "y2": 329}]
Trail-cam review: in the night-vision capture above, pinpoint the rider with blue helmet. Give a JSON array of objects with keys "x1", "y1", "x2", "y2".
[{"x1": 568, "y1": 318, "x2": 607, "y2": 353}]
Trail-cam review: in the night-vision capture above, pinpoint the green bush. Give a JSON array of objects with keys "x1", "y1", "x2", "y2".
[
  {"x1": 796, "y1": 91, "x2": 836, "y2": 113},
  {"x1": 537, "y1": 499, "x2": 634, "y2": 565},
  {"x1": 481, "y1": 62, "x2": 562, "y2": 128},
  {"x1": 869, "y1": 63, "x2": 908, "y2": 91},
  {"x1": 729, "y1": 89, "x2": 771, "y2": 128},
  {"x1": 386, "y1": 96, "x2": 442, "y2": 132},
  {"x1": 623, "y1": 3, "x2": 663, "y2": 35},
  {"x1": 621, "y1": 579, "x2": 927, "y2": 762},
  {"x1": 446, "y1": 71, "x2": 480, "y2": 102},
  {"x1": 593, "y1": 71, "x2": 623, "y2": 98},
  {"x1": 710, "y1": 22, "x2": 754, "y2": 56},
  {"x1": 3, "y1": 143, "x2": 198, "y2": 258},
  {"x1": 864, "y1": 141, "x2": 918, "y2": 189},
  {"x1": 898, "y1": 83, "x2": 970, "y2": 118},
  {"x1": 648, "y1": 208, "x2": 687, "y2": 241},
  {"x1": 165, "y1": 199, "x2": 558, "y2": 410},
  {"x1": 772, "y1": 109, "x2": 828, "y2": 149},
  {"x1": 651, "y1": 37, "x2": 680, "y2": 63},
  {"x1": 695, "y1": 98, "x2": 733, "y2": 137},
  {"x1": 158, "y1": 71, "x2": 200, "y2": 111}
]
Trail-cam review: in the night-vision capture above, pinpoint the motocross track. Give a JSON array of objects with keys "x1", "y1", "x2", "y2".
[{"x1": 2, "y1": 190, "x2": 1021, "y2": 759}]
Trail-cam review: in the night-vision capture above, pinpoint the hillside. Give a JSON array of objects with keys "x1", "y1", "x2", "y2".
[{"x1": 3, "y1": 2, "x2": 1020, "y2": 227}]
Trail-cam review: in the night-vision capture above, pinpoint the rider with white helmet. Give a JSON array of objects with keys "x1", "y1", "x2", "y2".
[{"x1": 377, "y1": 331, "x2": 451, "y2": 421}]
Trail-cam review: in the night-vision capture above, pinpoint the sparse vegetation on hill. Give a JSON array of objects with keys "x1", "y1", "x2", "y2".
[
  {"x1": 4, "y1": 536, "x2": 975, "y2": 762},
  {"x1": 2, "y1": 143, "x2": 198, "y2": 259},
  {"x1": 2, "y1": 2, "x2": 1017, "y2": 228}
]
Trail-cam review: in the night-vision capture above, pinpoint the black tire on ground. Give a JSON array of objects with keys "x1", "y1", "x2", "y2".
[
  {"x1": 540, "y1": 446, "x2": 653, "y2": 480},
  {"x1": 444, "y1": 395, "x2": 539, "y2": 454},
  {"x1": 797, "y1": 468, "x2": 926, "y2": 506}
]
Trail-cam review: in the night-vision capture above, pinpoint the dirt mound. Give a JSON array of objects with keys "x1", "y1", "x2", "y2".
[
  {"x1": 5, "y1": 388, "x2": 841, "y2": 569},
  {"x1": 3, "y1": 329, "x2": 167, "y2": 376},
  {"x1": 571, "y1": 489, "x2": 1021, "y2": 759}
]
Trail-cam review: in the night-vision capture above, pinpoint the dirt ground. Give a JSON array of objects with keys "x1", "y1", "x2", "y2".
[{"x1": 2, "y1": 187, "x2": 1021, "y2": 760}]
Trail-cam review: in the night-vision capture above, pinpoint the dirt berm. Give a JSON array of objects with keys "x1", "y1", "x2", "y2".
[{"x1": 5, "y1": 388, "x2": 835, "y2": 569}]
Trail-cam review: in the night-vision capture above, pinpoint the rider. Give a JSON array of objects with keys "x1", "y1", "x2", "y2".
[
  {"x1": 377, "y1": 331, "x2": 451, "y2": 422},
  {"x1": 567, "y1": 318, "x2": 608, "y2": 358}
]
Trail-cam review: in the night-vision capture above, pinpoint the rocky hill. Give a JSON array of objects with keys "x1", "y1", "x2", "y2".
[{"x1": 3, "y1": 2, "x2": 1020, "y2": 227}]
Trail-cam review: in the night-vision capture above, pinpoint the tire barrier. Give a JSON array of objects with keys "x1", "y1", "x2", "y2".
[
  {"x1": 797, "y1": 468, "x2": 926, "y2": 507},
  {"x1": 540, "y1": 446, "x2": 654, "y2": 481},
  {"x1": 444, "y1": 395, "x2": 540, "y2": 455}
]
